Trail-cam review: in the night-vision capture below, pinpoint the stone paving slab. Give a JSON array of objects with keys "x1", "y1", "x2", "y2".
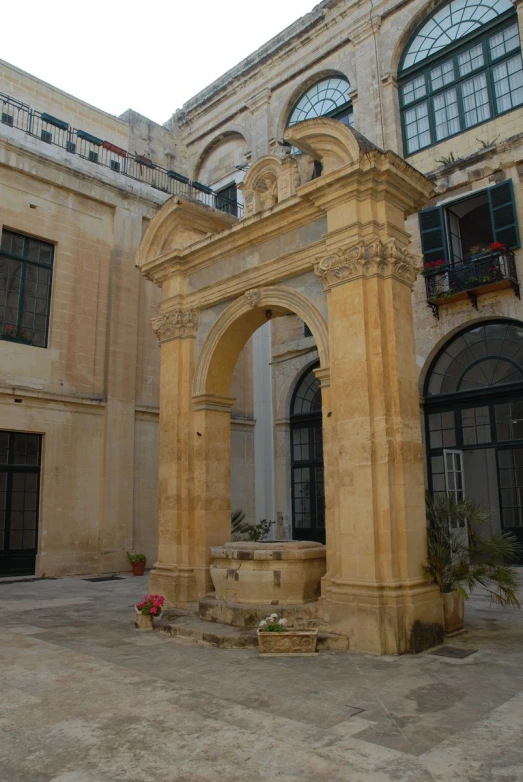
[{"x1": 0, "y1": 573, "x2": 522, "y2": 780}]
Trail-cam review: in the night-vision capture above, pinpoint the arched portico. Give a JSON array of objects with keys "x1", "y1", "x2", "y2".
[{"x1": 137, "y1": 118, "x2": 444, "y2": 654}]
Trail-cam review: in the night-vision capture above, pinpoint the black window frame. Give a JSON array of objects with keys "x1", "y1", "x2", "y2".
[
  {"x1": 399, "y1": 10, "x2": 522, "y2": 156},
  {"x1": 215, "y1": 182, "x2": 238, "y2": 217},
  {"x1": 0, "y1": 229, "x2": 54, "y2": 348}
]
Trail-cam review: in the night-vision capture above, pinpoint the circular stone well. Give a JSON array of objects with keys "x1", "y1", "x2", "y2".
[{"x1": 209, "y1": 541, "x2": 326, "y2": 605}]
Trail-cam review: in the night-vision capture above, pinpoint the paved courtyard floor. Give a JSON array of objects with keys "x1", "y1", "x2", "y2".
[{"x1": 0, "y1": 573, "x2": 522, "y2": 781}]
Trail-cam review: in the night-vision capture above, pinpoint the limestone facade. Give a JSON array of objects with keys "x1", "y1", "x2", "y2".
[{"x1": 3, "y1": 0, "x2": 523, "y2": 623}]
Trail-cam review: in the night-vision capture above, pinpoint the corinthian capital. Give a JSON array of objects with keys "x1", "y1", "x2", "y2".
[
  {"x1": 314, "y1": 240, "x2": 421, "y2": 290},
  {"x1": 151, "y1": 309, "x2": 199, "y2": 342}
]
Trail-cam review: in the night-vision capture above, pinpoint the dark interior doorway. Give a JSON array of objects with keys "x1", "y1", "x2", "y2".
[
  {"x1": 290, "y1": 365, "x2": 325, "y2": 544},
  {"x1": 0, "y1": 431, "x2": 41, "y2": 576}
]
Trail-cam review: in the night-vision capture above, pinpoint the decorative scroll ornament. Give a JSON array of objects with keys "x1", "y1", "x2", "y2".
[
  {"x1": 314, "y1": 240, "x2": 421, "y2": 290},
  {"x1": 313, "y1": 243, "x2": 365, "y2": 289},
  {"x1": 244, "y1": 288, "x2": 262, "y2": 308},
  {"x1": 151, "y1": 309, "x2": 199, "y2": 342}
]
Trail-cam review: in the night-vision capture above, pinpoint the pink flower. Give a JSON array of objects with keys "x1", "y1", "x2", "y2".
[{"x1": 150, "y1": 607, "x2": 157, "y2": 615}]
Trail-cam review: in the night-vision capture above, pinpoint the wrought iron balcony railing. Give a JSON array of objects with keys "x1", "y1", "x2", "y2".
[
  {"x1": 424, "y1": 250, "x2": 520, "y2": 318},
  {"x1": 0, "y1": 91, "x2": 242, "y2": 217}
]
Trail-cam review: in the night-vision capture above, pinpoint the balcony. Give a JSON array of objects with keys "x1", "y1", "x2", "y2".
[
  {"x1": 423, "y1": 248, "x2": 520, "y2": 318},
  {"x1": 0, "y1": 91, "x2": 243, "y2": 217}
]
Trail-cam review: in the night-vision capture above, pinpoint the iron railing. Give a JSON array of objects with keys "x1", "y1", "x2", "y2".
[
  {"x1": 424, "y1": 250, "x2": 520, "y2": 318},
  {"x1": 0, "y1": 91, "x2": 242, "y2": 216}
]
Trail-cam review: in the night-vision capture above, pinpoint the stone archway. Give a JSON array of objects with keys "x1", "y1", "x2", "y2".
[{"x1": 136, "y1": 118, "x2": 444, "y2": 654}]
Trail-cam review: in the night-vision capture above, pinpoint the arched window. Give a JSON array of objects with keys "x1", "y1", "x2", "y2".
[
  {"x1": 286, "y1": 77, "x2": 354, "y2": 129},
  {"x1": 290, "y1": 366, "x2": 325, "y2": 543},
  {"x1": 399, "y1": 0, "x2": 522, "y2": 155},
  {"x1": 424, "y1": 320, "x2": 523, "y2": 554},
  {"x1": 426, "y1": 321, "x2": 523, "y2": 396}
]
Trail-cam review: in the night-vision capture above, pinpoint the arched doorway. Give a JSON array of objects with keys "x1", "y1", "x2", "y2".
[
  {"x1": 290, "y1": 365, "x2": 325, "y2": 543},
  {"x1": 424, "y1": 320, "x2": 523, "y2": 558}
]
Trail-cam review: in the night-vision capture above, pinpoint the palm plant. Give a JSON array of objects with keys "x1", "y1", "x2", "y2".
[{"x1": 426, "y1": 493, "x2": 522, "y2": 608}]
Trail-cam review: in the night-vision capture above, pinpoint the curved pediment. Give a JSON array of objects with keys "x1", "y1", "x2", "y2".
[
  {"x1": 136, "y1": 196, "x2": 237, "y2": 277},
  {"x1": 284, "y1": 118, "x2": 377, "y2": 174}
]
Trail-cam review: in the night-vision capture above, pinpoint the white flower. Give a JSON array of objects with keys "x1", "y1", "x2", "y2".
[
  {"x1": 259, "y1": 619, "x2": 267, "y2": 627},
  {"x1": 270, "y1": 613, "x2": 278, "y2": 619},
  {"x1": 279, "y1": 618, "x2": 287, "y2": 626}
]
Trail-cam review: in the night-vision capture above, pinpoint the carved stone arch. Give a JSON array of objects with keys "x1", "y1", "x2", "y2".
[
  {"x1": 193, "y1": 285, "x2": 330, "y2": 399},
  {"x1": 275, "y1": 68, "x2": 354, "y2": 141},
  {"x1": 192, "y1": 128, "x2": 250, "y2": 183},
  {"x1": 240, "y1": 155, "x2": 300, "y2": 216}
]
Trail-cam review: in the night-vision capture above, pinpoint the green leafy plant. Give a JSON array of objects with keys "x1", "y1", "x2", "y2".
[
  {"x1": 435, "y1": 152, "x2": 461, "y2": 166},
  {"x1": 231, "y1": 510, "x2": 275, "y2": 541},
  {"x1": 476, "y1": 134, "x2": 500, "y2": 149},
  {"x1": 426, "y1": 493, "x2": 521, "y2": 607},
  {"x1": 126, "y1": 550, "x2": 146, "y2": 564},
  {"x1": 258, "y1": 613, "x2": 288, "y2": 632}
]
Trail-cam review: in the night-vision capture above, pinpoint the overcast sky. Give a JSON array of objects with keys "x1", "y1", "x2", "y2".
[{"x1": 2, "y1": 0, "x2": 317, "y2": 124}]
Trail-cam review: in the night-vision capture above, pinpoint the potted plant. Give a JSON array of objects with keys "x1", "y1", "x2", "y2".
[
  {"x1": 134, "y1": 594, "x2": 165, "y2": 631},
  {"x1": 257, "y1": 613, "x2": 318, "y2": 656},
  {"x1": 421, "y1": 259, "x2": 448, "y2": 276},
  {"x1": 426, "y1": 493, "x2": 521, "y2": 633},
  {"x1": 126, "y1": 550, "x2": 147, "y2": 576}
]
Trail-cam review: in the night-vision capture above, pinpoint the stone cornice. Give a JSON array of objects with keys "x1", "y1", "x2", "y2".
[
  {"x1": 314, "y1": 239, "x2": 422, "y2": 290},
  {"x1": 151, "y1": 309, "x2": 199, "y2": 342}
]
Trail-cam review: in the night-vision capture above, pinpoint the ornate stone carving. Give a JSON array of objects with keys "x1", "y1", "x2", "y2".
[
  {"x1": 151, "y1": 309, "x2": 199, "y2": 342},
  {"x1": 313, "y1": 243, "x2": 365, "y2": 288},
  {"x1": 244, "y1": 289, "x2": 262, "y2": 308},
  {"x1": 314, "y1": 240, "x2": 421, "y2": 289}
]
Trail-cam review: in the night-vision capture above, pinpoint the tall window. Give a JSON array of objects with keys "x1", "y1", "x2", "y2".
[
  {"x1": 399, "y1": 0, "x2": 523, "y2": 155},
  {"x1": 424, "y1": 321, "x2": 523, "y2": 558},
  {"x1": 419, "y1": 180, "x2": 520, "y2": 265},
  {"x1": 0, "y1": 230, "x2": 53, "y2": 348},
  {"x1": 287, "y1": 77, "x2": 354, "y2": 129}
]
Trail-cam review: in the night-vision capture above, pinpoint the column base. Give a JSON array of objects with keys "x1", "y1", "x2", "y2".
[
  {"x1": 148, "y1": 562, "x2": 212, "y2": 605},
  {"x1": 320, "y1": 579, "x2": 444, "y2": 655}
]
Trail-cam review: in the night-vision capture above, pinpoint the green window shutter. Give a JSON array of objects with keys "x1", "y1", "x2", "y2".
[
  {"x1": 419, "y1": 207, "x2": 448, "y2": 264},
  {"x1": 488, "y1": 180, "x2": 520, "y2": 249}
]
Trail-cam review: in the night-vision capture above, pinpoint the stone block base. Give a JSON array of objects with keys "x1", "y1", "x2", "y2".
[
  {"x1": 198, "y1": 592, "x2": 321, "y2": 628},
  {"x1": 321, "y1": 581, "x2": 444, "y2": 655},
  {"x1": 148, "y1": 563, "x2": 212, "y2": 605}
]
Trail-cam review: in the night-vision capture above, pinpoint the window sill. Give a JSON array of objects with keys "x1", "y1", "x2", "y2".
[{"x1": 1, "y1": 335, "x2": 35, "y2": 346}]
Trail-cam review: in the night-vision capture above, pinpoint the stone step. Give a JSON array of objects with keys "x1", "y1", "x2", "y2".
[
  {"x1": 198, "y1": 593, "x2": 321, "y2": 629},
  {"x1": 161, "y1": 614, "x2": 349, "y2": 651}
]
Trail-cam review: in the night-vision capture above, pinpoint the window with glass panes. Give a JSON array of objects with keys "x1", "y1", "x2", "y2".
[
  {"x1": 399, "y1": 0, "x2": 523, "y2": 155},
  {"x1": 0, "y1": 230, "x2": 53, "y2": 348},
  {"x1": 287, "y1": 77, "x2": 354, "y2": 129}
]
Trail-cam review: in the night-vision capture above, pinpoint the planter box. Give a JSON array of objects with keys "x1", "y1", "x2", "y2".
[
  {"x1": 257, "y1": 629, "x2": 318, "y2": 656},
  {"x1": 135, "y1": 609, "x2": 154, "y2": 631},
  {"x1": 442, "y1": 591, "x2": 464, "y2": 633}
]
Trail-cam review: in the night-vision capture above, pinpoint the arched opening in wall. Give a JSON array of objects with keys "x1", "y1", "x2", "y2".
[
  {"x1": 193, "y1": 132, "x2": 248, "y2": 216},
  {"x1": 193, "y1": 287, "x2": 330, "y2": 552},
  {"x1": 424, "y1": 319, "x2": 523, "y2": 560},
  {"x1": 290, "y1": 363, "x2": 325, "y2": 544}
]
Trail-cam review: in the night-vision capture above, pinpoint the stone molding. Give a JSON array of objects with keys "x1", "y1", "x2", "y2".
[
  {"x1": 151, "y1": 309, "x2": 199, "y2": 342},
  {"x1": 314, "y1": 239, "x2": 421, "y2": 290}
]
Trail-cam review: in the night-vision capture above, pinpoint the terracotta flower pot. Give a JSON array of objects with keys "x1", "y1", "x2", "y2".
[
  {"x1": 131, "y1": 559, "x2": 146, "y2": 576},
  {"x1": 442, "y1": 591, "x2": 464, "y2": 633},
  {"x1": 257, "y1": 629, "x2": 318, "y2": 656},
  {"x1": 135, "y1": 609, "x2": 153, "y2": 631}
]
